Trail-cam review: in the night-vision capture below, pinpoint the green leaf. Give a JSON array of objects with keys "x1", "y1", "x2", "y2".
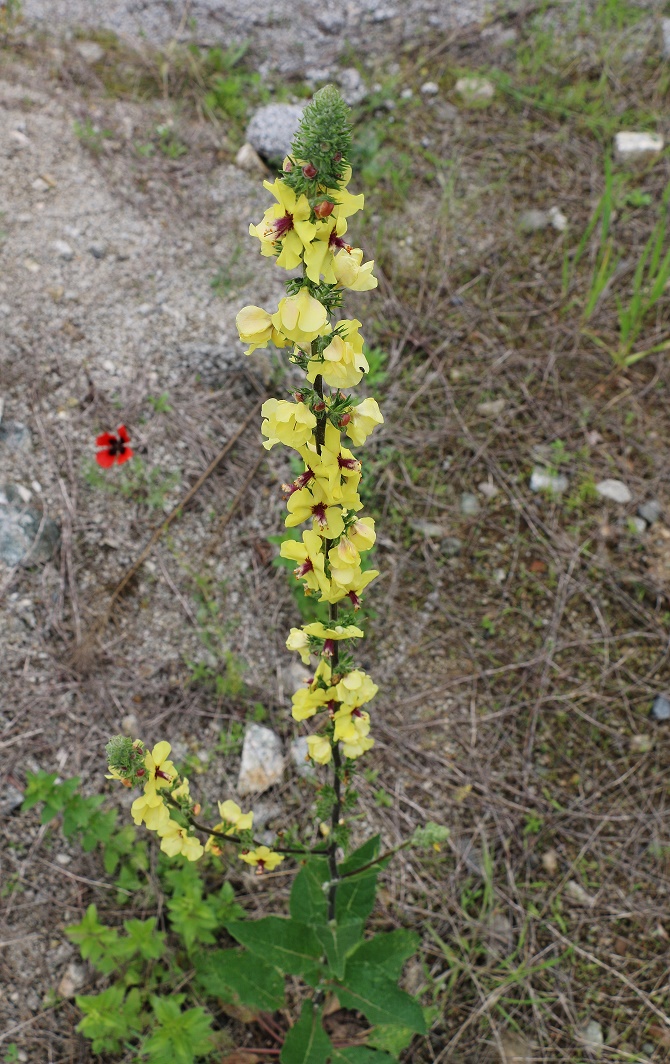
[
  {"x1": 336, "y1": 870, "x2": 379, "y2": 925},
  {"x1": 349, "y1": 930, "x2": 419, "y2": 980},
  {"x1": 280, "y1": 1001, "x2": 332, "y2": 1064},
  {"x1": 331, "y1": 1048, "x2": 397, "y2": 1064},
  {"x1": 314, "y1": 920, "x2": 363, "y2": 979},
  {"x1": 336, "y1": 961, "x2": 425, "y2": 1034},
  {"x1": 367, "y1": 1023, "x2": 415, "y2": 1055},
  {"x1": 103, "y1": 823, "x2": 138, "y2": 875},
  {"x1": 340, "y1": 836, "x2": 380, "y2": 875},
  {"x1": 21, "y1": 770, "x2": 59, "y2": 812},
  {"x1": 143, "y1": 997, "x2": 213, "y2": 1064},
  {"x1": 66, "y1": 905, "x2": 120, "y2": 973},
  {"x1": 290, "y1": 858, "x2": 329, "y2": 924},
  {"x1": 210, "y1": 880, "x2": 245, "y2": 925},
  {"x1": 121, "y1": 917, "x2": 166, "y2": 961},
  {"x1": 81, "y1": 807, "x2": 118, "y2": 851},
  {"x1": 62, "y1": 793, "x2": 105, "y2": 839},
  {"x1": 195, "y1": 949, "x2": 285, "y2": 1011},
  {"x1": 167, "y1": 885, "x2": 218, "y2": 951},
  {"x1": 227, "y1": 917, "x2": 322, "y2": 976},
  {"x1": 75, "y1": 985, "x2": 142, "y2": 1054}
]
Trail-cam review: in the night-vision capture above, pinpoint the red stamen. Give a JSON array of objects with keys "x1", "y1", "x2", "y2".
[
  {"x1": 323, "y1": 639, "x2": 335, "y2": 657},
  {"x1": 267, "y1": 212, "x2": 294, "y2": 240},
  {"x1": 155, "y1": 768, "x2": 172, "y2": 782},
  {"x1": 348, "y1": 591, "x2": 361, "y2": 609},
  {"x1": 312, "y1": 503, "x2": 328, "y2": 529},
  {"x1": 329, "y1": 230, "x2": 352, "y2": 252},
  {"x1": 294, "y1": 559, "x2": 314, "y2": 578},
  {"x1": 337, "y1": 453, "x2": 359, "y2": 471}
]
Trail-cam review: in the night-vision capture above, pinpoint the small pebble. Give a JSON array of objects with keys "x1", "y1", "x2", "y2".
[
  {"x1": 650, "y1": 693, "x2": 670, "y2": 722},
  {"x1": 478, "y1": 481, "x2": 499, "y2": 499},
  {"x1": 542, "y1": 848, "x2": 559, "y2": 875},
  {"x1": 31, "y1": 177, "x2": 50, "y2": 192},
  {"x1": 578, "y1": 1019, "x2": 604, "y2": 1055},
  {"x1": 595, "y1": 479, "x2": 632, "y2": 504},
  {"x1": 421, "y1": 81, "x2": 439, "y2": 96},
  {"x1": 121, "y1": 713, "x2": 140, "y2": 737},
  {"x1": 234, "y1": 142, "x2": 268, "y2": 176},
  {"x1": 88, "y1": 243, "x2": 107, "y2": 259},
  {"x1": 52, "y1": 239, "x2": 74, "y2": 261},
  {"x1": 75, "y1": 40, "x2": 105, "y2": 64},
  {"x1": 663, "y1": 17, "x2": 670, "y2": 59},
  {"x1": 290, "y1": 736, "x2": 315, "y2": 779},
  {"x1": 400, "y1": 87, "x2": 413, "y2": 99},
  {"x1": 530, "y1": 467, "x2": 568, "y2": 495},
  {"x1": 476, "y1": 397, "x2": 506, "y2": 416},
  {"x1": 455, "y1": 76, "x2": 494, "y2": 102},
  {"x1": 628, "y1": 516, "x2": 646, "y2": 534},
  {"x1": 548, "y1": 205, "x2": 568, "y2": 231},
  {"x1": 565, "y1": 879, "x2": 595, "y2": 907},
  {"x1": 237, "y1": 723, "x2": 284, "y2": 796},
  {"x1": 460, "y1": 492, "x2": 480, "y2": 517},
  {"x1": 630, "y1": 734, "x2": 653, "y2": 753},
  {"x1": 614, "y1": 131, "x2": 664, "y2": 162},
  {"x1": 440, "y1": 536, "x2": 462, "y2": 557},
  {"x1": 412, "y1": 520, "x2": 447, "y2": 538},
  {"x1": 638, "y1": 499, "x2": 662, "y2": 525},
  {"x1": 518, "y1": 209, "x2": 549, "y2": 233}
]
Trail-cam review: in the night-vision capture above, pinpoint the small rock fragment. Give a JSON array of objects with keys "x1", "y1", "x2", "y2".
[
  {"x1": 0, "y1": 483, "x2": 61, "y2": 566},
  {"x1": 75, "y1": 40, "x2": 105, "y2": 63},
  {"x1": 460, "y1": 492, "x2": 480, "y2": 517},
  {"x1": 638, "y1": 500, "x2": 662, "y2": 525},
  {"x1": 121, "y1": 713, "x2": 140, "y2": 737},
  {"x1": 316, "y1": 11, "x2": 345, "y2": 33},
  {"x1": 542, "y1": 848, "x2": 559, "y2": 876},
  {"x1": 630, "y1": 734, "x2": 653, "y2": 753},
  {"x1": 518, "y1": 209, "x2": 549, "y2": 233},
  {"x1": 548, "y1": 205, "x2": 568, "y2": 231},
  {"x1": 0, "y1": 421, "x2": 32, "y2": 453},
  {"x1": 478, "y1": 481, "x2": 499, "y2": 499},
  {"x1": 88, "y1": 243, "x2": 107, "y2": 259},
  {"x1": 614, "y1": 131, "x2": 664, "y2": 162},
  {"x1": 578, "y1": 1019, "x2": 604, "y2": 1056},
  {"x1": 246, "y1": 104, "x2": 305, "y2": 165},
  {"x1": 486, "y1": 912, "x2": 514, "y2": 958},
  {"x1": 57, "y1": 961, "x2": 87, "y2": 999},
  {"x1": 234, "y1": 142, "x2": 268, "y2": 176},
  {"x1": 52, "y1": 239, "x2": 74, "y2": 261},
  {"x1": 663, "y1": 17, "x2": 670, "y2": 59},
  {"x1": 476, "y1": 397, "x2": 506, "y2": 417},
  {"x1": 499, "y1": 1031, "x2": 533, "y2": 1063},
  {"x1": 421, "y1": 81, "x2": 439, "y2": 96},
  {"x1": 338, "y1": 67, "x2": 366, "y2": 105},
  {"x1": 455, "y1": 76, "x2": 494, "y2": 103},
  {"x1": 9, "y1": 129, "x2": 29, "y2": 148},
  {"x1": 565, "y1": 879, "x2": 595, "y2": 907},
  {"x1": 595, "y1": 479, "x2": 632, "y2": 504},
  {"x1": 650, "y1": 694, "x2": 670, "y2": 722},
  {"x1": 412, "y1": 520, "x2": 448, "y2": 538},
  {"x1": 0, "y1": 782, "x2": 24, "y2": 815},
  {"x1": 440, "y1": 536, "x2": 463, "y2": 558},
  {"x1": 628, "y1": 516, "x2": 646, "y2": 534},
  {"x1": 290, "y1": 736, "x2": 315, "y2": 779},
  {"x1": 31, "y1": 177, "x2": 50, "y2": 192},
  {"x1": 237, "y1": 724, "x2": 284, "y2": 796},
  {"x1": 530, "y1": 467, "x2": 568, "y2": 495}
]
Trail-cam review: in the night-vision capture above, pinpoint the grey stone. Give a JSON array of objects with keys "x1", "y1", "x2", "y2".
[
  {"x1": 595, "y1": 478, "x2": 632, "y2": 504},
  {"x1": 642, "y1": 1043, "x2": 655, "y2": 1056},
  {"x1": 246, "y1": 104, "x2": 305, "y2": 165},
  {"x1": 614, "y1": 131, "x2": 664, "y2": 162},
  {"x1": 121, "y1": 713, "x2": 140, "y2": 737},
  {"x1": 478, "y1": 481, "x2": 499, "y2": 499},
  {"x1": 476, "y1": 397, "x2": 506, "y2": 417},
  {"x1": 411, "y1": 520, "x2": 448, "y2": 538},
  {"x1": 57, "y1": 961, "x2": 87, "y2": 999},
  {"x1": 291, "y1": 736, "x2": 315, "y2": 779},
  {"x1": 338, "y1": 67, "x2": 367, "y2": 106},
  {"x1": 88, "y1": 243, "x2": 107, "y2": 259},
  {"x1": 565, "y1": 879, "x2": 595, "y2": 907},
  {"x1": 251, "y1": 801, "x2": 282, "y2": 827},
  {"x1": 460, "y1": 492, "x2": 480, "y2": 517},
  {"x1": 75, "y1": 40, "x2": 104, "y2": 64},
  {"x1": 0, "y1": 782, "x2": 24, "y2": 815},
  {"x1": 0, "y1": 420, "x2": 32, "y2": 453},
  {"x1": 518, "y1": 209, "x2": 550, "y2": 233},
  {"x1": 421, "y1": 81, "x2": 439, "y2": 96},
  {"x1": 548, "y1": 205, "x2": 568, "y2": 231},
  {"x1": 650, "y1": 694, "x2": 670, "y2": 722},
  {"x1": 0, "y1": 484, "x2": 60, "y2": 566},
  {"x1": 315, "y1": 11, "x2": 346, "y2": 34},
  {"x1": 234, "y1": 142, "x2": 268, "y2": 176},
  {"x1": 578, "y1": 1019, "x2": 604, "y2": 1056},
  {"x1": 628, "y1": 516, "x2": 646, "y2": 534},
  {"x1": 530, "y1": 467, "x2": 568, "y2": 495},
  {"x1": 638, "y1": 499, "x2": 662, "y2": 525},
  {"x1": 52, "y1": 239, "x2": 74, "y2": 261},
  {"x1": 237, "y1": 723, "x2": 284, "y2": 796},
  {"x1": 455, "y1": 76, "x2": 494, "y2": 103},
  {"x1": 440, "y1": 536, "x2": 463, "y2": 558},
  {"x1": 663, "y1": 18, "x2": 670, "y2": 59}
]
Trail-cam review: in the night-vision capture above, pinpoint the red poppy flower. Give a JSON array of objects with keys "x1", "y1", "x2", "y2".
[{"x1": 96, "y1": 425, "x2": 133, "y2": 468}]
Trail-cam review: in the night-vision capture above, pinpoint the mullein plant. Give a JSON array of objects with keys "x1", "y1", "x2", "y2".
[{"x1": 105, "y1": 88, "x2": 442, "y2": 1058}]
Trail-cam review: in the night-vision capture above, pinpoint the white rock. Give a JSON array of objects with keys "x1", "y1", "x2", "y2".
[
  {"x1": 518, "y1": 209, "x2": 549, "y2": 233},
  {"x1": 421, "y1": 81, "x2": 439, "y2": 96},
  {"x1": 57, "y1": 961, "x2": 87, "y2": 999},
  {"x1": 31, "y1": 177, "x2": 50, "y2": 192},
  {"x1": 478, "y1": 481, "x2": 499, "y2": 499},
  {"x1": 530, "y1": 467, "x2": 568, "y2": 495},
  {"x1": 663, "y1": 18, "x2": 670, "y2": 59},
  {"x1": 541, "y1": 848, "x2": 559, "y2": 876},
  {"x1": 595, "y1": 479, "x2": 632, "y2": 504},
  {"x1": 234, "y1": 142, "x2": 268, "y2": 176},
  {"x1": 499, "y1": 1030, "x2": 533, "y2": 1062},
  {"x1": 455, "y1": 76, "x2": 495, "y2": 102},
  {"x1": 548, "y1": 205, "x2": 568, "y2": 231},
  {"x1": 628, "y1": 516, "x2": 646, "y2": 534},
  {"x1": 290, "y1": 736, "x2": 314, "y2": 778},
  {"x1": 9, "y1": 129, "x2": 29, "y2": 148},
  {"x1": 565, "y1": 879, "x2": 595, "y2": 907},
  {"x1": 52, "y1": 239, "x2": 74, "y2": 261},
  {"x1": 338, "y1": 67, "x2": 367, "y2": 105},
  {"x1": 476, "y1": 397, "x2": 506, "y2": 416},
  {"x1": 75, "y1": 41, "x2": 105, "y2": 64},
  {"x1": 121, "y1": 713, "x2": 140, "y2": 737},
  {"x1": 237, "y1": 724, "x2": 284, "y2": 796},
  {"x1": 400, "y1": 87, "x2": 413, "y2": 99},
  {"x1": 578, "y1": 1019, "x2": 604, "y2": 1055},
  {"x1": 614, "y1": 132, "x2": 664, "y2": 162}
]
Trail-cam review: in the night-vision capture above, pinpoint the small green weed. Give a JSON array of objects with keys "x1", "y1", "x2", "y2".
[
  {"x1": 74, "y1": 118, "x2": 113, "y2": 155},
  {"x1": 156, "y1": 123, "x2": 188, "y2": 158},
  {"x1": 84, "y1": 456, "x2": 180, "y2": 510},
  {"x1": 147, "y1": 392, "x2": 173, "y2": 414}
]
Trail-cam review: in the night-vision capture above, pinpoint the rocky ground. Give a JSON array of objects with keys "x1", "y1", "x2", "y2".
[{"x1": 3, "y1": 0, "x2": 670, "y2": 1061}]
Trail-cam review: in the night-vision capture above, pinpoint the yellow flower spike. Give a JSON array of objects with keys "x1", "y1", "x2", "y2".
[
  {"x1": 285, "y1": 483, "x2": 345, "y2": 539},
  {"x1": 345, "y1": 397, "x2": 384, "y2": 447},
  {"x1": 280, "y1": 529, "x2": 331, "y2": 597},
  {"x1": 334, "y1": 537, "x2": 361, "y2": 568},
  {"x1": 261, "y1": 398, "x2": 317, "y2": 451},
  {"x1": 218, "y1": 799, "x2": 254, "y2": 833},
  {"x1": 271, "y1": 289, "x2": 329, "y2": 345},
  {"x1": 321, "y1": 566, "x2": 379, "y2": 605},
  {"x1": 307, "y1": 334, "x2": 369, "y2": 391},
  {"x1": 306, "y1": 733, "x2": 333, "y2": 765},
  {"x1": 292, "y1": 686, "x2": 329, "y2": 722},
  {"x1": 158, "y1": 820, "x2": 204, "y2": 861},
  {"x1": 240, "y1": 845, "x2": 284, "y2": 874},
  {"x1": 235, "y1": 305, "x2": 273, "y2": 353},
  {"x1": 332, "y1": 247, "x2": 378, "y2": 291},
  {"x1": 286, "y1": 627, "x2": 311, "y2": 664},
  {"x1": 302, "y1": 622, "x2": 364, "y2": 641}
]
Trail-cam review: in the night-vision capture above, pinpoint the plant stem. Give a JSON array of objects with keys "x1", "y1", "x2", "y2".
[
  {"x1": 327, "y1": 599, "x2": 341, "y2": 921},
  {"x1": 339, "y1": 838, "x2": 412, "y2": 879},
  {"x1": 164, "y1": 794, "x2": 327, "y2": 855}
]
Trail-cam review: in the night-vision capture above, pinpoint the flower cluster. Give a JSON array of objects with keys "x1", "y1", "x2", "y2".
[
  {"x1": 105, "y1": 737, "x2": 283, "y2": 873},
  {"x1": 236, "y1": 86, "x2": 383, "y2": 770}
]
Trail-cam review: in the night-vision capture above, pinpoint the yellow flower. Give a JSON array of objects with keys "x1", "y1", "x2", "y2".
[
  {"x1": 261, "y1": 398, "x2": 317, "y2": 451},
  {"x1": 286, "y1": 627, "x2": 311, "y2": 664},
  {"x1": 144, "y1": 742, "x2": 176, "y2": 794},
  {"x1": 131, "y1": 791, "x2": 171, "y2": 832},
  {"x1": 171, "y1": 777, "x2": 191, "y2": 801},
  {"x1": 333, "y1": 705, "x2": 371, "y2": 744},
  {"x1": 218, "y1": 799, "x2": 254, "y2": 833},
  {"x1": 240, "y1": 845, "x2": 284, "y2": 873},
  {"x1": 345, "y1": 398, "x2": 384, "y2": 447},
  {"x1": 292, "y1": 685, "x2": 329, "y2": 722},
  {"x1": 306, "y1": 321, "x2": 369, "y2": 391},
  {"x1": 236, "y1": 305, "x2": 288, "y2": 355},
  {"x1": 323, "y1": 566, "x2": 379, "y2": 606},
  {"x1": 303, "y1": 216, "x2": 349, "y2": 283},
  {"x1": 286, "y1": 482, "x2": 345, "y2": 539},
  {"x1": 341, "y1": 734, "x2": 374, "y2": 759},
  {"x1": 271, "y1": 289, "x2": 329, "y2": 346},
  {"x1": 332, "y1": 247, "x2": 378, "y2": 291},
  {"x1": 280, "y1": 529, "x2": 330, "y2": 597},
  {"x1": 158, "y1": 820, "x2": 204, "y2": 861},
  {"x1": 302, "y1": 622, "x2": 364, "y2": 640},
  {"x1": 349, "y1": 517, "x2": 376, "y2": 552},
  {"x1": 303, "y1": 423, "x2": 361, "y2": 502},
  {"x1": 335, "y1": 669, "x2": 379, "y2": 707},
  {"x1": 306, "y1": 733, "x2": 333, "y2": 765},
  {"x1": 249, "y1": 180, "x2": 316, "y2": 269}
]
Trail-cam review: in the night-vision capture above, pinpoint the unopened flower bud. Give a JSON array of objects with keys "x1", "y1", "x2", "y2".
[
  {"x1": 333, "y1": 151, "x2": 342, "y2": 162},
  {"x1": 313, "y1": 400, "x2": 326, "y2": 412},
  {"x1": 314, "y1": 200, "x2": 334, "y2": 219},
  {"x1": 302, "y1": 163, "x2": 318, "y2": 179},
  {"x1": 339, "y1": 413, "x2": 351, "y2": 426},
  {"x1": 319, "y1": 822, "x2": 331, "y2": 837}
]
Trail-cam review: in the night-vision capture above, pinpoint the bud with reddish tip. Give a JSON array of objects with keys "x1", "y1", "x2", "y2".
[
  {"x1": 333, "y1": 151, "x2": 342, "y2": 162},
  {"x1": 314, "y1": 200, "x2": 335, "y2": 219},
  {"x1": 302, "y1": 163, "x2": 318, "y2": 179},
  {"x1": 313, "y1": 400, "x2": 326, "y2": 412},
  {"x1": 339, "y1": 412, "x2": 351, "y2": 426}
]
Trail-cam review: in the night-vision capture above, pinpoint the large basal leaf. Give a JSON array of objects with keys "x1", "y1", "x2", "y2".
[
  {"x1": 339, "y1": 836, "x2": 380, "y2": 876},
  {"x1": 348, "y1": 929, "x2": 420, "y2": 981},
  {"x1": 280, "y1": 1001, "x2": 332, "y2": 1064},
  {"x1": 336, "y1": 961, "x2": 426, "y2": 1034},
  {"x1": 194, "y1": 948, "x2": 285, "y2": 1011},
  {"x1": 313, "y1": 920, "x2": 363, "y2": 980},
  {"x1": 227, "y1": 917, "x2": 322, "y2": 976},
  {"x1": 290, "y1": 858, "x2": 330, "y2": 924},
  {"x1": 335, "y1": 870, "x2": 379, "y2": 925},
  {"x1": 331, "y1": 1048, "x2": 398, "y2": 1064}
]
